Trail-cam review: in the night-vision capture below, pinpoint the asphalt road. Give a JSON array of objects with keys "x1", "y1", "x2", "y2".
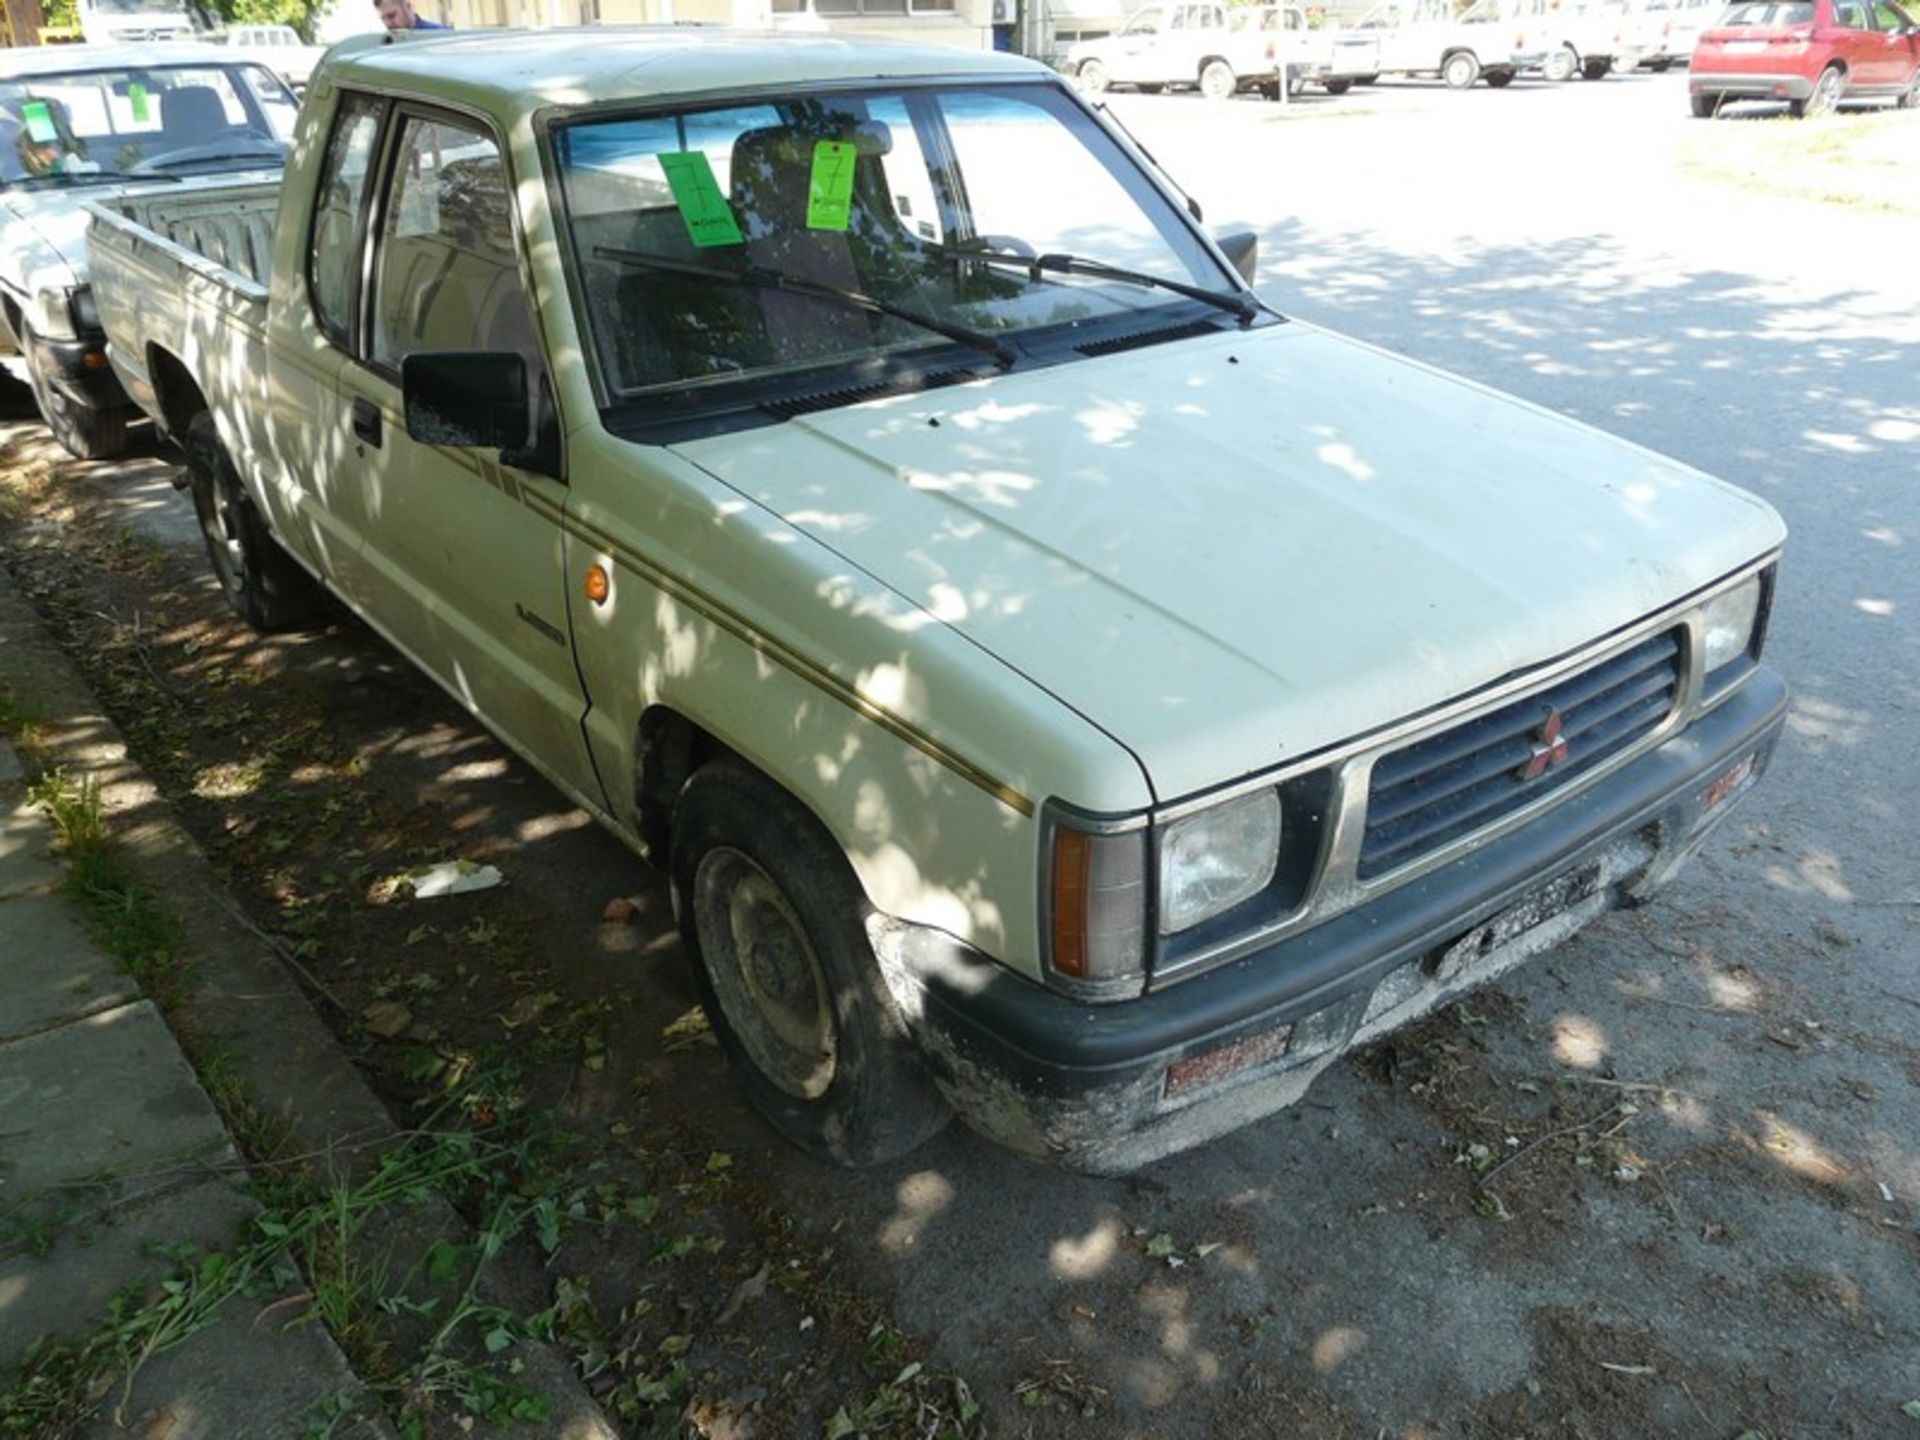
[{"x1": 34, "y1": 71, "x2": 1920, "y2": 1435}]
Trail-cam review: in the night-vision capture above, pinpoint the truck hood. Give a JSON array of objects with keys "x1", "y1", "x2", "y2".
[{"x1": 673, "y1": 322, "x2": 1784, "y2": 805}]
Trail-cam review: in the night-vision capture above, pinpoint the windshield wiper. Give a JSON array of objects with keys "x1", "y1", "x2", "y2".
[
  {"x1": 593, "y1": 246, "x2": 1018, "y2": 372},
  {"x1": 958, "y1": 247, "x2": 1260, "y2": 325},
  {"x1": 3, "y1": 168, "x2": 183, "y2": 188},
  {"x1": 147, "y1": 149, "x2": 284, "y2": 172}
]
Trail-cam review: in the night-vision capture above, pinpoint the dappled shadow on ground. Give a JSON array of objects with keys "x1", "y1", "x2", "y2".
[{"x1": 2, "y1": 217, "x2": 1916, "y2": 1436}]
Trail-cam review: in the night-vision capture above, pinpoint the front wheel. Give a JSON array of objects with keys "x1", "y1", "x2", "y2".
[
  {"x1": 1581, "y1": 56, "x2": 1613, "y2": 79},
  {"x1": 1442, "y1": 51, "x2": 1480, "y2": 88},
  {"x1": 671, "y1": 759, "x2": 952, "y2": 1168},
  {"x1": 1076, "y1": 58, "x2": 1110, "y2": 95},
  {"x1": 1322, "y1": 77, "x2": 1354, "y2": 94},
  {"x1": 185, "y1": 412, "x2": 322, "y2": 631},
  {"x1": 1199, "y1": 58, "x2": 1237, "y2": 100},
  {"x1": 1483, "y1": 67, "x2": 1515, "y2": 87},
  {"x1": 22, "y1": 327, "x2": 129, "y2": 461},
  {"x1": 1544, "y1": 44, "x2": 1578, "y2": 81}
]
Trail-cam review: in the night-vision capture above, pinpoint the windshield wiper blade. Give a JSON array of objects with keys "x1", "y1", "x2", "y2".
[
  {"x1": 7, "y1": 168, "x2": 183, "y2": 187},
  {"x1": 593, "y1": 245, "x2": 1018, "y2": 372},
  {"x1": 148, "y1": 150, "x2": 283, "y2": 171},
  {"x1": 962, "y1": 247, "x2": 1260, "y2": 325}
]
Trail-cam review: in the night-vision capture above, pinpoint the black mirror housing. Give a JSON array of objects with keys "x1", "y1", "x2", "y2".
[{"x1": 401, "y1": 351, "x2": 530, "y2": 452}]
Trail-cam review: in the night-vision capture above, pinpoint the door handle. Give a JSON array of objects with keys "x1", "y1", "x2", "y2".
[{"x1": 351, "y1": 397, "x2": 382, "y2": 448}]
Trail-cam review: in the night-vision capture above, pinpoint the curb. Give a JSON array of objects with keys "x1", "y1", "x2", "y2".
[{"x1": 0, "y1": 535, "x2": 617, "y2": 1437}]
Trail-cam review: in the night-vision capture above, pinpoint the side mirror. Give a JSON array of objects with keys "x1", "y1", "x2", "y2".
[
  {"x1": 1211, "y1": 224, "x2": 1259, "y2": 285},
  {"x1": 401, "y1": 351, "x2": 529, "y2": 452}
]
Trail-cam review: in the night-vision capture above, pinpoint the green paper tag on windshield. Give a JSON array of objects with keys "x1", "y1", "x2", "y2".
[
  {"x1": 22, "y1": 100, "x2": 56, "y2": 144},
  {"x1": 128, "y1": 83, "x2": 150, "y2": 123},
  {"x1": 659, "y1": 151, "x2": 742, "y2": 249},
  {"x1": 806, "y1": 140, "x2": 855, "y2": 232}
]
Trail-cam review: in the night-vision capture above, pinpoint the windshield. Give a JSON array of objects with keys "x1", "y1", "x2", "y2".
[
  {"x1": 0, "y1": 64, "x2": 295, "y2": 188},
  {"x1": 554, "y1": 81, "x2": 1233, "y2": 406}
]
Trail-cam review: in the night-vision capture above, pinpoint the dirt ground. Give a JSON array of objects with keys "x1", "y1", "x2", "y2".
[{"x1": 3, "y1": 369, "x2": 1918, "y2": 1440}]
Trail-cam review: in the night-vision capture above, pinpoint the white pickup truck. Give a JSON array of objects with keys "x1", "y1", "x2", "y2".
[
  {"x1": 87, "y1": 28, "x2": 1787, "y2": 1174},
  {"x1": 1325, "y1": 0, "x2": 1551, "y2": 89},
  {"x1": 1068, "y1": 2, "x2": 1332, "y2": 98}
]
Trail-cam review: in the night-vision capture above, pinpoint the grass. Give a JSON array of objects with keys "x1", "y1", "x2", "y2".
[{"x1": 1680, "y1": 106, "x2": 1920, "y2": 215}]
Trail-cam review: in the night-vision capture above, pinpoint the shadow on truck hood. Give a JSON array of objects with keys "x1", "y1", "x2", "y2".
[{"x1": 672, "y1": 323, "x2": 1784, "y2": 803}]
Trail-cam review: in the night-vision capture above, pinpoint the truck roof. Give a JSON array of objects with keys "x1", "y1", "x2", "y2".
[{"x1": 317, "y1": 26, "x2": 1051, "y2": 118}]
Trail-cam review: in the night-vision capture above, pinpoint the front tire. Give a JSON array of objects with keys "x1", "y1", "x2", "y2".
[
  {"x1": 1442, "y1": 51, "x2": 1480, "y2": 88},
  {"x1": 22, "y1": 328, "x2": 129, "y2": 461},
  {"x1": 185, "y1": 412, "x2": 321, "y2": 631},
  {"x1": 1323, "y1": 77, "x2": 1353, "y2": 94},
  {"x1": 1484, "y1": 67, "x2": 1515, "y2": 87},
  {"x1": 1581, "y1": 56, "x2": 1613, "y2": 79},
  {"x1": 1544, "y1": 44, "x2": 1578, "y2": 81},
  {"x1": 671, "y1": 759, "x2": 951, "y2": 1168},
  {"x1": 1200, "y1": 58, "x2": 1237, "y2": 100}
]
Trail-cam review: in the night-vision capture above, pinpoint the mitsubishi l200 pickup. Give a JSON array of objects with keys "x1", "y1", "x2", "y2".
[{"x1": 85, "y1": 28, "x2": 1787, "y2": 1174}]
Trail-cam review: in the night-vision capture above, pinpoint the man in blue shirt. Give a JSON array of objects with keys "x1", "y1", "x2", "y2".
[{"x1": 376, "y1": 0, "x2": 450, "y2": 28}]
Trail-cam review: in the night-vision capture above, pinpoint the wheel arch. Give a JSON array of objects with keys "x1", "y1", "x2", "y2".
[{"x1": 146, "y1": 344, "x2": 209, "y2": 446}]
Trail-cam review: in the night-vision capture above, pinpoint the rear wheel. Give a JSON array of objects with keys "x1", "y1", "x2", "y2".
[
  {"x1": 671, "y1": 759, "x2": 952, "y2": 1168},
  {"x1": 1581, "y1": 56, "x2": 1613, "y2": 79},
  {"x1": 1076, "y1": 58, "x2": 1110, "y2": 94},
  {"x1": 1200, "y1": 58, "x2": 1237, "y2": 100},
  {"x1": 1442, "y1": 51, "x2": 1480, "y2": 88},
  {"x1": 1792, "y1": 63, "x2": 1844, "y2": 116},
  {"x1": 1649, "y1": 56, "x2": 1672, "y2": 71},
  {"x1": 1898, "y1": 69, "x2": 1919, "y2": 108},
  {"x1": 185, "y1": 412, "x2": 322, "y2": 631},
  {"x1": 1323, "y1": 77, "x2": 1354, "y2": 93},
  {"x1": 1690, "y1": 90, "x2": 1718, "y2": 117},
  {"x1": 22, "y1": 327, "x2": 129, "y2": 461},
  {"x1": 1545, "y1": 44, "x2": 1578, "y2": 81},
  {"x1": 1484, "y1": 67, "x2": 1515, "y2": 87}
]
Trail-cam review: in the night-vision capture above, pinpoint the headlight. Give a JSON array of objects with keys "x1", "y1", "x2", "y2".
[
  {"x1": 1158, "y1": 789, "x2": 1281, "y2": 935},
  {"x1": 31, "y1": 287, "x2": 80, "y2": 342},
  {"x1": 1700, "y1": 577, "x2": 1762, "y2": 678},
  {"x1": 70, "y1": 285, "x2": 100, "y2": 335}
]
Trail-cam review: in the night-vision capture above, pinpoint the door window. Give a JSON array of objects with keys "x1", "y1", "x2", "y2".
[
  {"x1": 307, "y1": 93, "x2": 383, "y2": 349},
  {"x1": 368, "y1": 114, "x2": 542, "y2": 384}
]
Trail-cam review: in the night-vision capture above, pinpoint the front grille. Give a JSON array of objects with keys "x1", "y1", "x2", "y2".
[{"x1": 1358, "y1": 628, "x2": 1684, "y2": 880}]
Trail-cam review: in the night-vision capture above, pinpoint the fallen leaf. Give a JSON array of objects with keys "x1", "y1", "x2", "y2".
[
  {"x1": 1194, "y1": 1241, "x2": 1224, "y2": 1258},
  {"x1": 602, "y1": 896, "x2": 638, "y2": 923},
  {"x1": 361, "y1": 1000, "x2": 411, "y2": 1038},
  {"x1": 1902, "y1": 1399, "x2": 1920, "y2": 1421},
  {"x1": 1599, "y1": 1362, "x2": 1655, "y2": 1376},
  {"x1": 407, "y1": 859, "x2": 505, "y2": 898},
  {"x1": 715, "y1": 1263, "x2": 770, "y2": 1327},
  {"x1": 1144, "y1": 1232, "x2": 1176, "y2": 1259}
]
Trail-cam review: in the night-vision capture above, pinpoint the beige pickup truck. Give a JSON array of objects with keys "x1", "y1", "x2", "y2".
[{"x1": 87, "y1": 28, "x2": 1786, "y2": 1173}]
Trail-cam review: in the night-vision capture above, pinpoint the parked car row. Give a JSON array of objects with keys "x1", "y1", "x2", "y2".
[{"x1": 1066, "y1": 0, "x2": 1920, "y2": 116}]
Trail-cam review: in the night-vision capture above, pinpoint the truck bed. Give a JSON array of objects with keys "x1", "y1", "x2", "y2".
[{"x1": 88, "y1": 181, "x2": 282, "y2": 296}]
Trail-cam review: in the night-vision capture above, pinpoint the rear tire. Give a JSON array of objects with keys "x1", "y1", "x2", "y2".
[
  {"x1": 22, "y1": 327, "x2": 129, "y2": 461},
  {"x1": 1793, "y1": 64, "x2": 1844, "y2": 117},
  {"x1": 1581, "y1": 56, "x2": 1613, "y2": 79},
  {"x1": 1442, "y1": 51, "x2": 1480, "y2": 88},
  {"x1": 1076, "y1": 58, "x2": 1110, "y2": 95},
  {"x1": 671, "y1": 759, "x2": 952, "y2": 1168},
  {"x1": 1484, "y1": 67, "x2": 1515, "y2": 87},
  {"x1": 1690, "y1": 91, "x2": 1717, "y2": 117},
  {"x1": 1649, "y1": 56, "x2": 1672, "y2": 71},
  {"x1": 185, "y1": 412, "x2": 322, "y2": 631},
  {"x1": 1545, "y1": 44, "x2": 1578, "y2": 81},
  {"x1": 1323, "y1": 77, "x2": 1353, "y2": 94},
  {"x1": 1200, "y1": 58, "x2": 1237, "y2": 100},
  {"x1": 1898, "y1": 69, "x2": 1919, "y2": 108}
]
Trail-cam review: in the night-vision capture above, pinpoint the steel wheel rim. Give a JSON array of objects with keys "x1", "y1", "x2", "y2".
[{"x1": 694, "y1": 846, "x2": 837, "y2": 1101}]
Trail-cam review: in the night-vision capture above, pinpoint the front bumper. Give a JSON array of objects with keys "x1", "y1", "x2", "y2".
[
  {"x1": 1689, "y1": 69, "x2": 1816, "y2": 100},
  {"x1": 26, "y1": 329, "x2": 134, "y2": 411},
  {"x1": 894, "y1": 668, "x2": 1787, "y2": 1173}
]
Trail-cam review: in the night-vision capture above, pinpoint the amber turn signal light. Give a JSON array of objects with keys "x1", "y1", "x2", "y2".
[{"x1": 584, "y1": 564, "x2": 610, "y2": 605}]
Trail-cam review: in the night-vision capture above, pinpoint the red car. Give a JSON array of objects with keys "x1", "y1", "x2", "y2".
[{"x1": 1689, "y1": 0, "x2": 1920, "y2": 115}]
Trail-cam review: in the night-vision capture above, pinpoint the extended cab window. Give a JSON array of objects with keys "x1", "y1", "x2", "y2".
[
  {"x1": 369, "y1": 115, "x2": 541, "y2": 379},
  {"x1": 308, "y1": 94, "x2": 382, "y2": 348}
]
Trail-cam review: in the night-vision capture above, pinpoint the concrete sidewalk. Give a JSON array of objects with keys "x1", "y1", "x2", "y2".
[{"x1": 0, "y1": 734, "x2": 388, "y2": 1437}]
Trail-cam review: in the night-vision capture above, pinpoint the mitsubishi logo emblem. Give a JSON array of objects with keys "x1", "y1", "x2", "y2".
[{"x1": 1520, "y1": 707, "x2": 1571, "y2": 782}]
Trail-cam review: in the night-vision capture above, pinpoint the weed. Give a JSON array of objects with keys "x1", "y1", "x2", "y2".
[{"x1": 0, "y1": 687, "x2": 45, "y2": 754}]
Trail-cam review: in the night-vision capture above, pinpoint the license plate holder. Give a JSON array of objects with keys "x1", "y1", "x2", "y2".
[{"x1": 1435, "y1": 862, "x2": 1604, "y2": 977}]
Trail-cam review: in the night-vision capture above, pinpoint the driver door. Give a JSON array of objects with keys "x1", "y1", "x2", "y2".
[{"x1": 329, "y1": 107, "x2": 604, "y2": 807}]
